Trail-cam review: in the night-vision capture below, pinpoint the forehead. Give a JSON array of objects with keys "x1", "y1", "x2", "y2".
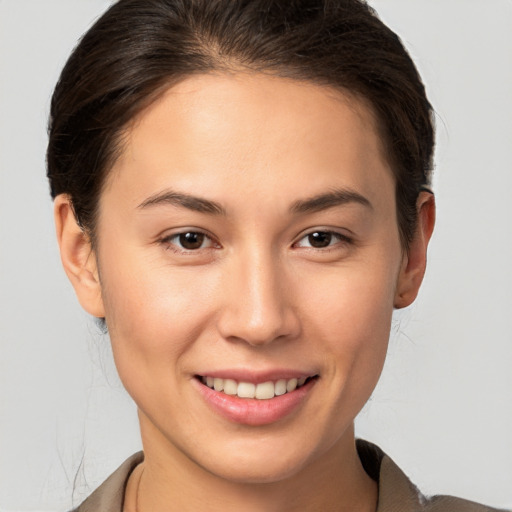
[{"x1": 106, "y1": 72, "x2": 392, "y2": 212}]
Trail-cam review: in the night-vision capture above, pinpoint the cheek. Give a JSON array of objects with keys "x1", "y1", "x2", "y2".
[
  {"x1": 302, "y1": 257, "x2": 398, "y2": 339},
  {"x1": 298, "y1": 257, "x2": 398, "y2": 390},
  {"x1": 98, "y1": 249, "x2": 219, "y2": 382}
]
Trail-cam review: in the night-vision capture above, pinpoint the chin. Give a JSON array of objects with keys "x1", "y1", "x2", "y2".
[
  {"x1": 201, "y1": 451, "x2": 311, "y2": 485},
  {"x1": 185, "y1": 428, "x2": 334, "y2": 486}
]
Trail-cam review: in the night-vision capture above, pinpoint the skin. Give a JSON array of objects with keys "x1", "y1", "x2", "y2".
[{"x1": 55, "y1": 73, "x2": 434, "y2": 512}]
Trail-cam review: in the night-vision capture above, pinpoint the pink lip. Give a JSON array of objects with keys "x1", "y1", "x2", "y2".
[{"x1": 193, "y1": 375, "x2": 317, "y2": 426}]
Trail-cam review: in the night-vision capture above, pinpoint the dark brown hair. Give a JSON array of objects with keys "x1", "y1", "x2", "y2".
[{"x1": 47, "y1": 0, "x2": 434, "y2": 249}]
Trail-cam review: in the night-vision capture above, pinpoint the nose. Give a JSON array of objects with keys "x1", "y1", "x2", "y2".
[{"x1": 216, "y1": 249, "x2": 301, "y2": 346}]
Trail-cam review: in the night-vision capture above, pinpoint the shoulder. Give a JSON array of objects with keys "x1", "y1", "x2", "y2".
[
  {"x1": 423, "y1": 494, "x2": 507, "y2": 512},
  {"x1": 70, "y1": 452, "x2": 143, "y2": 512},
  {"x1": 70, "y1": 444, "x2": 507, "y2": 512},
  {"x1": 357, "y1": 440, "x2": 508, "y2": 512}
]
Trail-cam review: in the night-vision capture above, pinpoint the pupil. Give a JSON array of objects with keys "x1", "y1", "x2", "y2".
[
  {"x1": 308, "y1": 232, "x2": 331, "y2": 248},
  {"x1": 179, "y1": 232, "x2": 204, "y2": 250}
]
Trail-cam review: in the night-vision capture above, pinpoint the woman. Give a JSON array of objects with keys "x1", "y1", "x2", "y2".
[{"x1": 46, "y1": 0, "x2": 503, "y2": 510}]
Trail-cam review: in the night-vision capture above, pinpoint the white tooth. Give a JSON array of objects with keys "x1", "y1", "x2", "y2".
[
  {"x1": 213, "y1": 378, "x2": 224, "y2": 391},
  {"x1": 298, "y1": 377, "x2": 306, "y2": 387},
  {"x1": 237, "y1": 382, "x2": 256, "y2": 398},
  {"x1": 286, "y1": 378, "x2": 298, "y2": 392},
  {"x1": 206, "y1": 376, "x2": 214, "y2": 388},
  {"x1": 255, "y1": 381, "x2": 275, "y2": 399},
  {"x1": 223, "y1": 379, "x2": 238, "y2": 395},
  {"x1": 274, "y1": 379, "x2": 287, "y2": 396}
]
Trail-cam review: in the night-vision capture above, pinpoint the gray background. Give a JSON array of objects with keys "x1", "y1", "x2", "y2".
[{"x1": 1, "y1": 1, "x2": 511, "y2": 510}]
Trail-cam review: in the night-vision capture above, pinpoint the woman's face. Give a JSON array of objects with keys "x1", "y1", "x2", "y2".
[{"x1": 81, "y1": 73, "x2": 412, "y2": 482}]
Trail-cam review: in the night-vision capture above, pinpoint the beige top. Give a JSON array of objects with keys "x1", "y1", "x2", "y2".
[{"x1": 72, "y1": 440, "x2": 505, "y2": 512}]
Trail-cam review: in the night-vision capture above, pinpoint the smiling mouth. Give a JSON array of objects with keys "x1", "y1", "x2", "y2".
[{"x1": 196, "y1": 375, "x2": 318, "y2": 400}]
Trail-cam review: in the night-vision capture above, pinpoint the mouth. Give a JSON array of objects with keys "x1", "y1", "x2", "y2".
[
  {"x1": 194, "y1": 373, "x2": 318, "y2": 426},
  {"x1": 196, "y1": 375, "x2": 317, "y2": 400}
]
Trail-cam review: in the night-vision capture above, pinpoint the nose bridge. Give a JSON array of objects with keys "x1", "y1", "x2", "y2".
[{"x1": 217, "y1": 244, "x2": 299, "y2": 345}]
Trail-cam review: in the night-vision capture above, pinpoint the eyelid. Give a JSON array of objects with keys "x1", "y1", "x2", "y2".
[
  {"x1": 156, "y1": 226, "x2": 353, "y2": 253},
  {"x1": 159, "y1": 228, "x2": 221, "y2": 252},
  {"x1": 293, "y1": 228, "x2": 354, "y2": 249}
]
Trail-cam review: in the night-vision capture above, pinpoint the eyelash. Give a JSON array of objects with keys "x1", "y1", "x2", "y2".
[
  {"x1": 293, "y1": 230, "x2": 353, "y2": 251},
  {"x1": 160, "y1": 230, "x2": 219, "y2": 254},
  {"x1": 159, "y1": 229, "x2": 352, "y2": 254}
]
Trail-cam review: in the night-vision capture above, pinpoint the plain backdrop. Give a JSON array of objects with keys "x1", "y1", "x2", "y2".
[{"x1": 1, "y1": 1, "x2": 511, "y2": 510}]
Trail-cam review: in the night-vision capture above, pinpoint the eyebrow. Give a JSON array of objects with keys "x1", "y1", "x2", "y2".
[
  {"x1": 137, "y1": 187, "x2": 372, "y2": 216},
  {"x1": 137, "y1": 189, "x2": 226, "y2": 215},
  {"x1": 290, "y1": 188, "x2": 372, "y2": 214}
]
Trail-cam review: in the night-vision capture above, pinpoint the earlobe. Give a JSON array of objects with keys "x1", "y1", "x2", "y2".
[
  {"x1": 54, "y1": 194, "x2": 105, "y2": 318},
  {"x1": 394, "y1": 191, "x2": 436, "y2": 309}
]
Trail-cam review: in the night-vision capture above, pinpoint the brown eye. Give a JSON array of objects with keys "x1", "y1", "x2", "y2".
[
  {"x1": 178, "y1": 232, "x2": 205, "y2": 250},
  {"x1": 307, "y1": 232, "x2": 333, "y2": 248},
  {"x1": 295, "y1": 230, "x2": 351, "y2": 250},
  {"x1": 163, "y1": 231, "x2": 216, "y2": 252}
]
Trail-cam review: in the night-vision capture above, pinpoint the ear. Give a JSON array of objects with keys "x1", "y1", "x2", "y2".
[
  {"x1": 54, "y1": 194, "x2": 105, "y2": 318},
  {"x1": 394, "y1": 191, "x2": 436, "y2": 309}
]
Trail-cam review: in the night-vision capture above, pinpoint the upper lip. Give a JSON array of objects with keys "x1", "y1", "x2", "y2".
[{"x1": 195, "y1": 369, "x2": 318, "y2": 384}]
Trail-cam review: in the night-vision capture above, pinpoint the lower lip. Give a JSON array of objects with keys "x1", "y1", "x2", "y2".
[{"x1": 194, "y1": 378, "x2": 317, "y2": 426}]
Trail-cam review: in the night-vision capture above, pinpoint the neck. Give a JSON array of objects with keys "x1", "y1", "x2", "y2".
[{"x1": 131, "y1": 415, "x2": 377, "y2": 512}]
